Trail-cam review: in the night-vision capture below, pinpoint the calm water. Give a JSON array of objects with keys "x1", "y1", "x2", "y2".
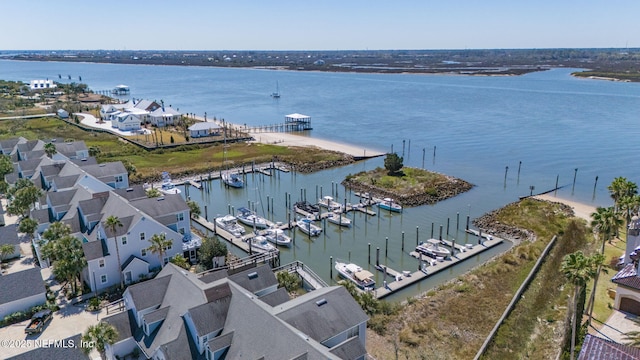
[{"x1": 2, "y1": 60, "x2": 639, "y2": 300}]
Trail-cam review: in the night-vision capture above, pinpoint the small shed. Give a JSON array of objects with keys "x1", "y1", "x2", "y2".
[
  {"x1": 189, "y1": 122, "x2": 221, "y2": 138},
  {"x1": 284, "y1": 113, "x2": 312, "y2": 131}
]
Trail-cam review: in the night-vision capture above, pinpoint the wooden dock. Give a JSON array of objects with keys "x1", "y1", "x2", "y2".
[{"x1": 373, "y1": 234, "x2": 504, "y2": 299}]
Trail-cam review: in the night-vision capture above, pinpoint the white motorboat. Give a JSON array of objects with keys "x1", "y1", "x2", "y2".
[
  {"x1": 416, "y1": 239, "x2": 451, "y2": 258},
  {"x1": 377, "y1": 197, "x2": 402, "y2": 212},
  {"x1": 215, "y1": 215, "x2": 246, "y2": 237},
  {"x1": 263, "y1": 228, "x2": 292, "y2": 247},
  {"x1": 236, "y1": 207, "x2": 269, "y2": 229},
  {"x1": 246, "y1": 235, "x2": 277, "y2": 253},
  {"x1": 318, "y1": 196, "x2": 343, "y2": 212},
  {"x1": 294, "y1": 201, "x2": 320, "y2": 219},
  {"x1": 325, "y1": 212, "x2": 351, "y2": 227},
  {"x1": 159, "y1": 172, "x2": 181, "y2": 195},
  {"x1": 297, "y1": 217, "x2": 322, "y2": 236},
  {"x1": 335, "y1": 261, "x2": 375, "y2": 290},
  {"x1": 222, "y1": 172, "x2": 244, "y2": 188}
]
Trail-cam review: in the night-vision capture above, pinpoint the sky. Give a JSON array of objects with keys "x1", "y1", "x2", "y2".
[{"x1": 2, "y1": 0, "x2": 639, "y2": 51}]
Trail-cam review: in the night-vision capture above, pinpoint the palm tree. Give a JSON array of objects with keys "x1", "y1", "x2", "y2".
[
  {"x1": 561, "y1": 251, "x2": 600, "y2": 360},
  {"x1": 81, "y1": 322, "x2": 119, "y2": 359},
  {"x1": 186, "y1": 200, "x2": 201, "y2": 219},
  {"x1": 104, "y1": 216, "x2": 124, "y2": 289},
  {"x1": 591, "y1": 206, "x2": 619, "y2": 253},
  {"x1": 145, "y1": 187, "x2": 162, "y2": 198},
  {"x1": 618, "y1": 194, "x2": 640, "y2": 241},
  {"x1": 18, "y1": 217, "x2": 38, "y2": 244},
  {"x1": 0, "y1": 244, "x2": 15, "y2": 262},
  {"x1": 169, "y1": 254, "x2": 190, "y2": 270},
  {"x1": 44, "y1": 142, "x2": 57, "y2": 158},
  {"x1": 147, "y1": 233, "x2": 173, "y2": 268}
]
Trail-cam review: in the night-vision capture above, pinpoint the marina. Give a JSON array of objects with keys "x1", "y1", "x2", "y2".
[{"x1": 3, "y1": 60, "x2": 633, "y2": 301}]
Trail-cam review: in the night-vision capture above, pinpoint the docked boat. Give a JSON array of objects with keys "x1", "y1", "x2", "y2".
[
  {"x1": 159, "y1": 172, "x2": 181, "y2": 195},
  {"x1": 297, "y1": 217, "x2": 322, "y2": 236},
  {"x1": 236, "y1": 207, "x2": 269, "y2": 229},
  {"x1": 377, "y1": 198, "x2": 402, "y2": 212},
  {"x1": 416, "y1": 239, "x2": 451, "y2": 258},
  {"x1": 263, "y1": 227, "x2": 292, "y2": 247},
  {"x1": 335, "y1": 261, "x2": 376, "y2": 290},
  {"x1": 215, "y1": 215, "x2": 246, "y2": 237},
  {"x1": 318, "y1": 196, "x2": 343, "y2": 212},
  {"x1": 294, "y1": 201, "x2": 320, "y2": 219},
  {"x1": 246, "y1": 235, "x2": 277, "y2": 253},
  {"x1": 325, "y1": 212, "x2": 351, "y2": 227},
  {"x1": 222, "y1": 172, "x2": 244, "y2": 188}
]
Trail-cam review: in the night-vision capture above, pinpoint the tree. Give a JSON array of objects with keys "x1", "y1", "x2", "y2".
[
  {"x1": 88, "y1": 146, "x2": 101, "y2": 157},
  {"x1": 561, "y1": 251, "x2": 600, "y2": 360},
  {"x1": 18, "y1": 217, "x2": 38, "y2": 243},
  {"x1": 50, "y1": 235, "x2": 87, "y2": 294},
  {"x1": 591, "y1": 206, "x2": 619, "y2": 253},
  {"x1": 6, "y1": 181, "x2": 42, "y2": 218},
  {"x1": 147, "y1": 233, "x2": 173, "y2": 268},
  {"x1": 169, "y1": 254, "x2": 190, "y2": 270},
  {"x1": 197, "y1": 236, "x2": 228, "y2": 270},
  {"x1": 0, "y1": 244, "x2": 15, "y2": 262},
  {"x1": 44, "y1": 142, "x2": 57, "y2": 158},
  {"x1": 104, "y1": 216, "x2": 124, "y2": 289},
  {"x1": 277, "y1": 271, "x2": 302, "y2": 292},
  {"x1": 81, "y1": 322, "x2": 119, "y2": 358},
  {"x1": 187, "y1": 200, "x2": 201, "y2": 219},
  {"x1": 145, "y1": 187, "x2": 162, "y2": 198},
  {"x1": 384, "y1": 152, "x2": 403, "y2": 176}
]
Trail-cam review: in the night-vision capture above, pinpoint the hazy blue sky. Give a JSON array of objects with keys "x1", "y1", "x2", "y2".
[{"x1": 2, "y1": 0, "x2": 639, "y2": 50}]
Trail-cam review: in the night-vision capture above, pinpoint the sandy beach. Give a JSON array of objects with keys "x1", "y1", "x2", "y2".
[
  {"x1": 533, "y1": 193, "x2": 597, "y2": 222},
  {"x1": 248, "y1": 131, "x2": 385, "y2": 158}
]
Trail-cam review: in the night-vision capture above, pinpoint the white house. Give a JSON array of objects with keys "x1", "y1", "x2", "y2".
[
  {"x1": 149, "y1": 106, "x2": 181, "y2": 127},
  {"x1": 29, "y1": 79, "x2": 56, "y2": 91},
  {"x1": 114, "y1": 113, "x2": 142, "y2": 132},
  {"x1": 188, "y1": 122, "x2": 221, "y2": 138},
  {"x1": 0, "y1": 268, "x2": 46, "y2": 319}
]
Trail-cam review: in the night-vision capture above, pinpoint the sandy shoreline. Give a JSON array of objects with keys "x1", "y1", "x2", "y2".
[{"x1": 533, "y1": 193, "x2": 597, "y2": 222}]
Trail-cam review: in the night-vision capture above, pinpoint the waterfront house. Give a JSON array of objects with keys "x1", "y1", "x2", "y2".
[
  {"x1": 104, "y1": 263, "x2": 368, "y2": 360},
  {"x1": 0, "y1": 268, "x2": 46, "y2": 319},
  {"x1": 29, "y1": 79, "x2": 56, "y2": 91},
  {"x1": 114, "y1": 112, "x2": 142, "y2": 132},
  {"x1": 188, "y1": 122, "x2": 221, "y2": 138},
  {"x1": 149, "y1": 106, "x2": 181, "y2": 127},
  {"x1": 0, "y1": 136, "x2": 199, "y2": 294}
]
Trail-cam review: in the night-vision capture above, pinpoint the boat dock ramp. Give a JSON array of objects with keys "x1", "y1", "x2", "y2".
[{"x1": 373, "y1": 233, "x2": 504, "y2": 299}]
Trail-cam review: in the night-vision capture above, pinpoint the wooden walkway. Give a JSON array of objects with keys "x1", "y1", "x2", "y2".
[{"x1": 374, "y1": 234, "x2": 504, "y2": 299}]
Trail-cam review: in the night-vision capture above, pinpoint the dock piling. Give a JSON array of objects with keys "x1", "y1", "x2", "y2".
[
  {"x1": 446, "y1": 218, "x2": 450, "y2": 236},
  {"x1": 466, "y1": 216, "x2": 470, "y2": 231},
  {"x1": 368, "y1": 243, "x2": 371, "y2": 264},
  {"x1": 401, "y1": 231, "x2": 405, "y2": 251},
  {"x1": 385, "y1": 237, "x2": 388, "y2": 258},
  {"x1": 376, "y1": 247, "x2": 380, "y2": 267},
  {"x1": 456, "y1": 212, "x2": 459, "y2": 230},
  {"x1": 439, "y1": 225, "x2": 443, "y2": 240},
  {"x1": 416, "y1": 226, "x2": 419, "y2": 245},
  {"x1": 204, "y1": 205, "x2": 208, "y2": 221},
  {"x1": 330, "y1": 256, "x2": 333, "y2": 279}
]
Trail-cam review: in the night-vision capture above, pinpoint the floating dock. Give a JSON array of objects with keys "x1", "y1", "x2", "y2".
[{"x1": 373, "y1": 233, "x2": 504, "y2": 299}]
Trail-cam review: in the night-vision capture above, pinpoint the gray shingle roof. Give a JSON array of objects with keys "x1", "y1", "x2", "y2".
[
  {"x1": 329, "y1": 336, "x2": 367, "y2": 360},
  {"x1": 0, "y1": 268, "x2": 45, "y2": 305},
  {"x1": 114, "y1": 185, "x2": 148, "y2": 201},
  {"x1": 144, "y1": 306, "x2": 170, "y2": 325},
  {"x1": 0, "y1": 224, "x2": 20, "y2": 246},
  {"x1": 227, "y1": 264, "x2": 278, "y2": 294},
  {"x1": 127, "y1": 273, "x2": 172, "y2": 311},
  {"x1": 82, "y1": 239, "x2": 107, "y2": 261},
  {"x1": 70, "y1": 157, "x2": 97, "y2": 166},
  {"x1": 188, "y1": 284, "x2": 231, "y2": 336},
  {"x1": 104, "y1": 309, "x2": 136, "y2": 342},
  {"x1": 80, "y1": 162, "x2": 126, "y2": 182},
  {"x1": 258, "y1": 287, "x2": 291, "y2": 307},
  {"x1": 275, "y1": 286, "x2": 369, "y2": 343},
  {"x1": 198, "y1": 269, "x2": 229, "y2": 284},
  {"x1": 130, "y1": 194, "x2": 188, "y2": 219},
  {"x1": 54, "y1": 141, "x2": 87, "y2": 158}
]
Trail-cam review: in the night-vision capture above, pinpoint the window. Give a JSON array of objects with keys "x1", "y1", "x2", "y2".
[
  {"x1": 140, "y1": 232, "x2": 145, "y2": 242},
  {"x1": 121, "y1": 236, "x2": 127, "y2": 245},
  {"x1": 100, "y1": 274, "x2": 107, "y2": 283},
  {"x1": 141, "y1": 248, "x2": 147, "y2": 257},
  {"x1": 167, "y1": 244, "x2": 172, "y2": 251},
  {"x1": 115, "y1": 175, "x2": 123, "y2": 183},
  {"x1": 163, "y1": 257, "x2": 169, "y2": 265},
  {"x1": 179, "y1": 228, "x2": 185, "y2": 235},
  {"x1": 177, "y1": 213, "x2": 184, "y2": 222},
  {"x1": 99, "y1": 259, "x2": 105, "y2": 268}
]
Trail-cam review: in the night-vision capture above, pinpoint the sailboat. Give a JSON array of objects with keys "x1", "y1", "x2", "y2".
[{"x1": 271, "y1": 81, "x2": 281, "y2": 98}]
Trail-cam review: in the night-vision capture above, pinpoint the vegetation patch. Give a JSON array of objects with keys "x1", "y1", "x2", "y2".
[{"x1": 342, "y1": 166, "x2": 473, "y2": 207}]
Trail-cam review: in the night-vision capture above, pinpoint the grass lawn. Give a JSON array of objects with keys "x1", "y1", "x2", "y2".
[{"x1": 587, "y1": 236, "x2": 626, "y2": 329}]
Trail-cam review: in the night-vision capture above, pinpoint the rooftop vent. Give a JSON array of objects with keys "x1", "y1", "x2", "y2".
[
  {"x1": 126, "y1": 188, "x2": 134, "y2": 192},
  {"x1": 157, "y1": 197, "x2": 165, "y2": 201},
  {"x1": 315, "y1": 298, "x2": 327, "y2": 307},
  {"x1": 247, "y1": 272, "x2": 258, "y2": 279}
]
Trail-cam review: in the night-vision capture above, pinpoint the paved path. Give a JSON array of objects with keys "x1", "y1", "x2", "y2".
[{"x1": 595, "y1": 310, "x2": 639, "y2": 344}]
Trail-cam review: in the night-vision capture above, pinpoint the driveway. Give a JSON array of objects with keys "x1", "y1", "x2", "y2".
[{"x1": 594, "y1": 309, "x2": 640, "y2": 344}]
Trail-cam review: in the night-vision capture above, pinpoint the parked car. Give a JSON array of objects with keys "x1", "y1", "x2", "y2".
[{"x1": 24, "y1": 309, "x2": 52, "y2": 334}]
